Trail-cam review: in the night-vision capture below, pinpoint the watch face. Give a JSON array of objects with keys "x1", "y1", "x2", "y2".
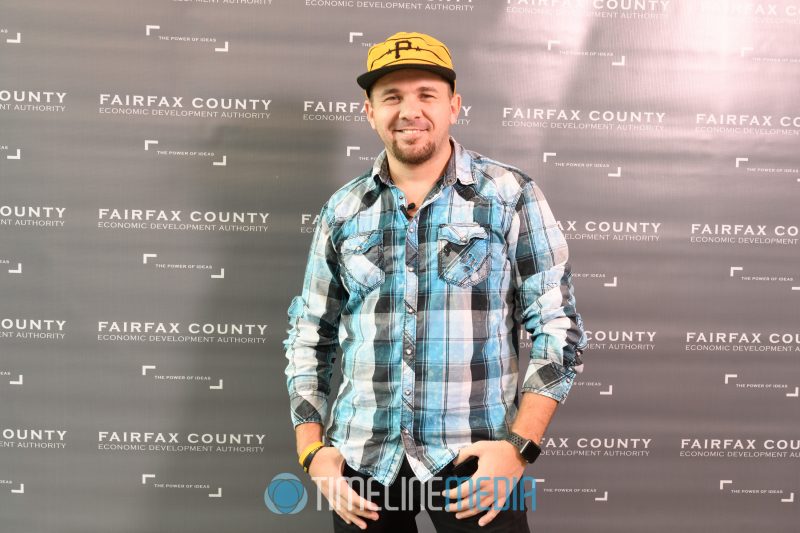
[{"x1": 519, "y1": 440, "x2": 541, "y2": 463}]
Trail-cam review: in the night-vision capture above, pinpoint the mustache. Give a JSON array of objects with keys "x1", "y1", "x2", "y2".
[{"x1": 392, "y1": 121, "x2": 429, "y2": 130}]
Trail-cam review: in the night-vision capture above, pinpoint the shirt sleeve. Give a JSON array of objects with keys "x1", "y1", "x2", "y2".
[
  {"x1": 283, "y1": 202, "x2": 345, "y2": 427},
  {"x1": 508, "y1": 180, "x2": 588, "y2": 403}
]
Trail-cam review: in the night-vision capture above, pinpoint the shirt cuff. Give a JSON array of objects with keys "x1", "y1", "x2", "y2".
[
  {"x1": 289, "y1": 390, "x2": 329, "y2": 428},
  {"x1": 521, "y1": 362, "x2": 576, "y2": 403}
]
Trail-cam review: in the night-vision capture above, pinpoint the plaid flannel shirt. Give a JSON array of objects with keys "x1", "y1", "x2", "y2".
[{"x1": 284, "y1": 138, "x2": 587, "y2": 486}]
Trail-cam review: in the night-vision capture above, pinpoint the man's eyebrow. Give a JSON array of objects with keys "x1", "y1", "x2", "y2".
[{"x1": 376, "y1": 87, "x2": 401, "y2": 97}]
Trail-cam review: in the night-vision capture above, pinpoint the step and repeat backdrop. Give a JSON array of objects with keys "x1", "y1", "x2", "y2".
[{"x1": 1, "y1": 1, "x2": 798, "y2": 532}]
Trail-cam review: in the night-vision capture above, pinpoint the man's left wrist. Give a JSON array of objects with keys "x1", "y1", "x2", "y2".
[{"x1": 503, "y1": 431, "x2": 542, "y2": 464}]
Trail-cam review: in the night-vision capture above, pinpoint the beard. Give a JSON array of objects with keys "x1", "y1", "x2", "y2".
[{"x1": 389, "y1": 137, "x2": 437, "y2": 166}]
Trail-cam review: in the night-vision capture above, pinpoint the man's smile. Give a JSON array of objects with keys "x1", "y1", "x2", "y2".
[{"x1": 394, "y1": 123, "x2": 429, "y2": 132}]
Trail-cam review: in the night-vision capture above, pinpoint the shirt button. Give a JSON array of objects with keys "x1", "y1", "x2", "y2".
[
  {"x1": 407, "y1": 266, "x2": 414, "y2": 272},
  {"x1": 405, "y1": 348, "x2": 412, "y2": 355},
  {"x1": 409, "y1": 227, "x2": 415, "y2": 233},
  {"x1": 404, "y1": 389, "x2": 411, "y2": 396}
]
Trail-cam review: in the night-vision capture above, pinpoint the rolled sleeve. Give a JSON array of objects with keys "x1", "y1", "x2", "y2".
[
  {"x1": 508, "y1": 181, "x2": 588, "y2": 403},
  {"x1": 283, "y1": 203, "x2": 345, "y2": 427}
]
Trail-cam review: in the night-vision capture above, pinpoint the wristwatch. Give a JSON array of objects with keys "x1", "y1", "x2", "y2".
[{"x1": 504, "y1": 432, "x2": 542, "y2": 464}]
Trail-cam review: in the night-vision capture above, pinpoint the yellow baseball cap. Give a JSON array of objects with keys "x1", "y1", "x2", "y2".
[{"x1": 357, "y1": 32, "x2": 456, "y2": 93}]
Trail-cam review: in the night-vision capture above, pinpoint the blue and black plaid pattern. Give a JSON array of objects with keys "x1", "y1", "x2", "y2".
[{"x1": 284, "y1": 139, "x2": 587, "y2": 486}]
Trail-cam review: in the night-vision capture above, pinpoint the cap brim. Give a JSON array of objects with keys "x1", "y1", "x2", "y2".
[{"x1": 357, "y1": 64, "x2": 456, "y2": 92}]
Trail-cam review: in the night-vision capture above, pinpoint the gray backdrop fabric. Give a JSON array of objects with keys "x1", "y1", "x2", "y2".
[{"x1": 1, "y1": 1, "x2": 799, "y2": 532}]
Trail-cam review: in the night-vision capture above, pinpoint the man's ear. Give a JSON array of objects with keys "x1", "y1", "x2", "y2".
[
  {"x1": 364, "y1": 97, "x2": 376, "y2": 130},
  {"x1": 449, "y1": 92, "x2": 462, "y2": 125}
]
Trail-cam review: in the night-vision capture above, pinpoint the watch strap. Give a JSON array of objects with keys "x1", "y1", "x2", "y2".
[{"x1": 505, "y1": 432, "x2": 541, "y2": 463}]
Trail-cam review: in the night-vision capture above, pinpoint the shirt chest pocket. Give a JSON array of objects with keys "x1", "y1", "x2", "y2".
[
  {"x1": 339, "y1": 230, "x2": 385, "y2": 295},
  {"x1": 437, "y1": 223, "x2": 490, "y2": 287}
]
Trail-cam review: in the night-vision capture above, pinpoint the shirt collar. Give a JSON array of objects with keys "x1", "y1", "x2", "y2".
[{"x1": 370, "y1": 136, "x2": 475, "y2": 189}]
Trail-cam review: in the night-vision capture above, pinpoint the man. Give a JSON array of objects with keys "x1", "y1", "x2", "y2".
[{"x1": 284, "y1": 32, "x2": 587, "y2": 532}]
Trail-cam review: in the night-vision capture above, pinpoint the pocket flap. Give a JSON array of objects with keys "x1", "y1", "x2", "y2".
[
  {"x1": 340, "y1": 230, "x2": 383, "y2": 254},
  {"x1": 438, "y1": 224, "x2": 488, "y2": 245}
]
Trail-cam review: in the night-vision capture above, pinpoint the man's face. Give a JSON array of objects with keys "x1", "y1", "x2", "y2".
[{"x1": 365, "y1": 69, "x2": 461, "y2": 167}]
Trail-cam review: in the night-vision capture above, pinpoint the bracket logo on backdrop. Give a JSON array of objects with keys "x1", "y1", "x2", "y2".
[
  {"x1": 694, "y1": 113, "x2": 800, "y2": 180},
  {"x1": 725, "y1": 265, "x2": 798, "y2": 291},
  {"x1": 680, "y1": 437, "x2": 799, "y2": 504},
  {"x1": 685, "y1": 331, "x2": 799, "y2": 400}
]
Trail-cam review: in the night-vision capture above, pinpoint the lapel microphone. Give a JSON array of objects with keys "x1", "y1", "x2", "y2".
[{"x1": 402, "y1": 202, "x2": 416, "y2": 220}]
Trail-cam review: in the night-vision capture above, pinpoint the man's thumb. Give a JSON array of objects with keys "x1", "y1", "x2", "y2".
[{"x1": 454, "y1": 443, "x2": 478, "y2": 465}]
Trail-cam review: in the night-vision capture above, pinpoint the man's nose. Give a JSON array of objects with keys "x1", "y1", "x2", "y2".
[{"x1": 398, "y1": 97, "x2": 422, "y2": 120}]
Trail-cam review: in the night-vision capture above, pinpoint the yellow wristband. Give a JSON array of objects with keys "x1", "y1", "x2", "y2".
[{"x1": 298, "y1": 441, "x2": 324, "y2": 468}]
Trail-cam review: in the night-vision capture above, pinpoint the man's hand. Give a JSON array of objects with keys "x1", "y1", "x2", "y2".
[
  {"x1": 308, "y1": 446, "x2": 380, "y2": 530},
  {"x1": 442, "y1": 440, "x2": 526, "y2": 527}
]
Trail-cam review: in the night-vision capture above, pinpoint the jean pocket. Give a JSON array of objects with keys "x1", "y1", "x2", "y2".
[
  {"x1": 438, "y1": 223, "x2": 490, "y2": 287},
  {"x1": 340, "y1": 229, "x2": 385, "y2": 295}
]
